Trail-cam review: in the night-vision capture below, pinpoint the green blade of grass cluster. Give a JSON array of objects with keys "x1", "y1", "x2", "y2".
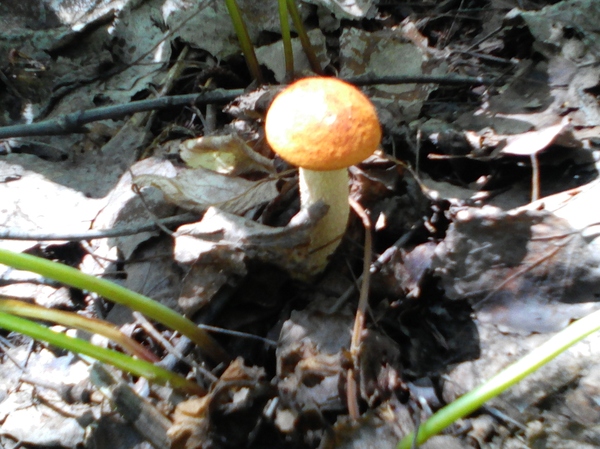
[
  {"x1": 285, "y1": 0, "x2": 322, "y2": 75},
  {"x1": 397, "y1": 307, "x2": 600, "y2": 448},
  {"x1": 224, "y1": 0, "x2": 262, "y2": 82},
  {"x1": 0, "y1": 298, "x2": 158, "y2": 362},
  {"x1": 0, "y1": 248, "x2": 229, "y2": 362},
  {"x1": 278, "y1": 0, "x2": 294, "y2": 79},
  {"x1": 0, "y1": 310, "x2": 204, "y2": 395}
]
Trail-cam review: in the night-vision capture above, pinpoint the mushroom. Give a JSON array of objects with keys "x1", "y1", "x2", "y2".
[{"x1": 265, "y1": 77, "x2": 381, "y2": 276}]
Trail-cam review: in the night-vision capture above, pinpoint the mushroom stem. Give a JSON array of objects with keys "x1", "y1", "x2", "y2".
[{"x1": 299, "y1": 167, "x2": 350, "y2": 275}]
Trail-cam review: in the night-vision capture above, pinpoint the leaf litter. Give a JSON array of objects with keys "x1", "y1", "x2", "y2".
[{"x1": 1, "y1": 0, "x2": 600, "y2": 448}]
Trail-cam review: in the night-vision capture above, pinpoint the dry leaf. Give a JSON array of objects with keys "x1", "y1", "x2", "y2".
[
  {"x1": 168, "y1": 358, "x2": 271, "y2": 449},
  {"x1": 180, "y1": 134, "x2": 275, "y2": 176},
  {"x1": 134, "y1": 168, "x2": 278, "y2": 215},
  {"x1": 168, "y1": 396, "x2": 211, "y2": 449},
  {"x1": 432, "y1": 206, "x2": 600, "y2": 334},
  {"x1": 305, "y1": 0, "x2": 376, "y2": 19},
  {"x1": 500, "y1": 118, "x2": 579, "y2": 156},
  {"x1": 174, "y1": 206, "x2": 326, "y2": 273},
  {"x1": 256, "y1": 29, "x2": 330, "y2": 82}
]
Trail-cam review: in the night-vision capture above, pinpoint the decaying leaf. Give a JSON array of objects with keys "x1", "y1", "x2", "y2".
[
  {"x1": 256, "y1": 29, "x2": 330, "y2": 82},
  {"x1": 519, "y1": 0, "x2": 600, "y2": 55},
  {"x1": 372, "y1": 242, "x2": 438, "y2": 299},
  {"x1": 79, "y1": 157, "x2": 179, "y2": 279},
  {"x1": 317, "y1": 403, "x2": 439, "y2": 449},
  {"x1": 177, "y1": 247, "x2": 247, "y2": 316},
  {"x1": 167, "y1": 0, "x2": 290, "y2": 60},
  {"x1": 168, "y1": 396, "x2": 211, "y2": 449},
  {"x1": 0, "y1": 346, "x2": 93, "y2": 448},
  {"x1": 277, "y1": 300, "x2": 354, "y2": 413},
  {"x1": 500, "y1": 118, "x2": 580, "y2": 156},
  {"x1": 339, "y1": 27, "x2": 445, "y2": 129},
  {"x1": 173, "y1": 204, "x2": 327, "y2": 274},
  {"x1": 305, "y1": 0, "x2": 376, "y2": 20},
  {"x1": 531, "y1": 179, "x2": 600, "y2": 246},
  {"x1": 432, "y1": 206, "x2": 600, "y2": 334},
  {"x1": 134, "y1": 168, "x2": 278, "y2": 215},
  {"x1": 180, "y1": 134, "x2": 275, "y2": 176},
  {"x1": 168, "y1": 358, "x2": 274, "y2": 449}
]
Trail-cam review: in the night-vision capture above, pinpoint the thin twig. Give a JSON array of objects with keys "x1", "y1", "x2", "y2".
[
  {"x1": 133, "y1": 312, "x2": 200, "y2": 369},
  {"x1": 131, "y1": 182, "x2": 175, "y2": 236},
  {"x1": 349, "y1": 199, "x2": 372, "y2": 356},
  {"x1": 530, "y1": 153, "x2": 540, "y2": 202},
  {"x1": 346, "y1": 198, "x2": 373, "y2": 420},
  {"x1": 348, "y1": 74, "x2": 496, "y2": 87},
  {"x1": 0, "y1": 90, "x2": 243, "y2": 139},
  {"x1": 0, "y1": 213, "x2": 198, "y2": 241},
  {"x1": 0, "y1": 75, "x2": 493, "y2": 140},
  {"x1": 140, "y1": 45, "x2": 191, "y2": 139},
  {"x1": 327, "y1": 220, "x2": 423, "y2": 313}
]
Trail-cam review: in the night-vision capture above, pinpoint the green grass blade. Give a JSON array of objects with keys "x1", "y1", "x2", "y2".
[
  {"x1": 0, "y1": 310, "x2": 204, "y2": 394},
  {"x1": 286, "y1": 0, "x2": 323, "y2": 75},
  {"x1": 0, "y1": 248, "x2": 229, "y2": 362},
  {"x1": 278, "y1": 0, "x2": 294, "y2": 79},
  {"x1": 397, "y1": 307, "x2": 600, "y2": 448},
  {"x1": 0, "y1": 298, "x2": 158, "y2": 362},
  {"x1": 224, "y1": 0, "x2": 263, "y2": 82}
]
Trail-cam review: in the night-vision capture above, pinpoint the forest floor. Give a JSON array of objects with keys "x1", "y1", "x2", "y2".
[{"x1": 1, "y1": 0, "x2": 600, "y2": 448}]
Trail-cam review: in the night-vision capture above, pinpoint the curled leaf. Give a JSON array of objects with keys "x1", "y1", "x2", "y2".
[
  {"x1": 134, "y1": 168, "x2": 278, "y2": 215},
  {"x1": 180, "y1": 134, "x2": 275, "y2": 176}
]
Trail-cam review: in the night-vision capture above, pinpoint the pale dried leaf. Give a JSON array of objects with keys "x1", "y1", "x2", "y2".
[
  {"x1": 256, "y1": 29, "x2": 330, "y2": 82},
  {"x1": 2, "y1": 408, "x2": 85, "y2": 447},
  {"x1": 418, "y1": 173, "x2": 492, "y2": 204},
  {"x1": 0, "y1": 154, "x2": 104, "y2": 253},
  {"x1": 340, "y1": 28, "x2": 445, "y2": 126},
  {"x1": 0, "y1": 347, "x2": 92, "y2": 447},
  {"x1": 520, "y1": 0, "x2": 600, "y2": 58},
  {"x1": 80, "y1": 157, "x2": 178, "y2": 279},
  {"x1": 168, "y1": 396, "x2": 210, "y2": 449},
  {"x1": 500, "y1": 119, "x2": 578, "y2": 156},
  {"x1": 180, "y1": 134, "x2": 275, "y2": 175},
  {"x1": 174, "y1": 204, "x2": 327, "y2": 273},
  {"x1": 305, "y1": 0, "x2": 376, "y2": 19},
  {"x1": 134, "y1": 168, "x2": 278, "y2": 215},
  {"x1": 166, "y1": 0, "x2": 282, "y2": 59}
]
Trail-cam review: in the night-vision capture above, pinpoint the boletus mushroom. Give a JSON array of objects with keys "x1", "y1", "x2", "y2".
[{"x1": 265, "y1": 77, "x2": 381, "y2": 277}]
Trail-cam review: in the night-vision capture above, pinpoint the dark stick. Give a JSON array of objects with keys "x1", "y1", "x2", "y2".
[
  {"x1": 0, "y1": 89, "x2": 244, "y2": 139},
  {"x1": 348, "y1": 74, "x2": 496, "y2": 87},
  {"x1": 0, "y1": 74, "x2": 495, "y2": 140},
  {"x1": 0, "y1": 213, "x2": 199, "y2": 241}
]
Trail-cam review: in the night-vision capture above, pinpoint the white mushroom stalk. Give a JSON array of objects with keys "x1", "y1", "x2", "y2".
[{"x1": 299, "y1": 168, "x2": 350, "y2": 274}]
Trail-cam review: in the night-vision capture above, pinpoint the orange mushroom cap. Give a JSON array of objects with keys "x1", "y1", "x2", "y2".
[{"x1": 265, "y1": 77, "x2": 381, "y2": 171}]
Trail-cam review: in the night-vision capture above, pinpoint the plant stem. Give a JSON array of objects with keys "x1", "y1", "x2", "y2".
[
  {"x1": 0, "y1": 248, "x2": 229, "y2": 362},
  {"x1": 397, "y1": 307, "x2": 600, "y2": 449},
  {"x1": 0, "y1": 310, "x2": 204, "y2": 394},
  {"x1": 278, "y1": 0, "x2": 294, "y2": 79},
  {"x1": 285, "y1": 0, "x2": 323, "y2": 75},
  {"x1": 224, "y1": 0, "x2": 263, "y2": 83}
]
